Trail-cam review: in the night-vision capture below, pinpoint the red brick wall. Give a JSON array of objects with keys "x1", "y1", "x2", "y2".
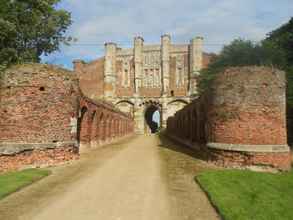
[
  {"x1": 207, "y1": 110, "x2": 286, "y2": 145},
  {"x1": 0, "y1": 64, "x2": 80, "y2": 144},
  {"x1": 75, "y1": 58, "x2": 104, "y2": 99},
  {"x1": 0, "y1": 64, "x2": 80, "y2": 172},
  {"x1": 209, "y1": 149, "x2": 291, "y2": 171},
  {"x1": 206, "y1": 67, "x2": 287, "y2": 145},
  {"x1": 202, "y1": 53, "x2": 215, "y2": 69},
  {"x1": 0, "y1": 64, "x2": 135, "y2": 173},
  {"x1": 78, "y1": 96, "x2": 135, "y2": 150},
  {"x1": 166, "y1": 66, "x2": 291, "y2": 171}
]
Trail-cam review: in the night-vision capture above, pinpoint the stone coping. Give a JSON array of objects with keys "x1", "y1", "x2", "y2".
[
  {"x1": 165, "y1": 133, "x2": 201, "y2": 151},
  {"x1": 0, "y1": 141, "x2": 78, "y2": 155},
  {"x1": 207, "y1": 142, "x2": 290, "y2": 153}
]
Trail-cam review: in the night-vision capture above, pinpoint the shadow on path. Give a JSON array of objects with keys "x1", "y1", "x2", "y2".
[
  {"x1": 157, "y1": 132, "x2": 209, "y2": 162},
  {"x1": 156, "y1": 132, "x2": 219, "y2": 220}
]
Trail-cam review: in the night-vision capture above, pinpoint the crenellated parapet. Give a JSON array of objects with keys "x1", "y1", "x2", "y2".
[{"x1": 104, "y1": 42, "x2": 117, "y2": 99}]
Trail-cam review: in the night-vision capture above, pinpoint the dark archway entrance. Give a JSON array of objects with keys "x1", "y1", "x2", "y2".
[{"x1": 144, "y1": 105, "x2": 161, "y2": 133}]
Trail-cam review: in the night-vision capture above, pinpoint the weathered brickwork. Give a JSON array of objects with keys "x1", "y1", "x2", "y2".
[
  {"x1": 167, "y1": 66, "x2": 291, "y2": 171},
  {"x1": 209, "y1": 150, "x2": 291, "y2": 171},
  {"x1": 0, "y1": 64, "x2": 134, "y2": 172},
  {"x1": 78, "y1": 95, "x2": 134, "y2": 151},
  {"x1": 73, "y1": 58, "x2": 105, "y2": 99}
]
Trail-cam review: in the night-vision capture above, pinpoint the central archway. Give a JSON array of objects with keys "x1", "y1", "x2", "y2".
[{"x1": 144, "y1": 105, "x2": 161, "y2": 134}]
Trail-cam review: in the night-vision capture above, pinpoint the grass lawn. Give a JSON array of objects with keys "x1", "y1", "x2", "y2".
[
  {"x1": 0, "y1": 168, "x2": 50, "y2": 199},
  {"x1": 196, "y1": 169, "x2": 293, "y2": 220}
]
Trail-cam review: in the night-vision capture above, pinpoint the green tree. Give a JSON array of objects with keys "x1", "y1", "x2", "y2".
[
  {"x1": 0, "y1": 0, "x2": 72, "y2": 69},
  {"x1": 266, "y1": 17, "x2": 293, "y2": 65},
  {"x1": 198, "y1": 39, "x2": 287, "y2": 93},
  {"x1": 265, "y1": 17, "x2": 293, "y2": 106}
]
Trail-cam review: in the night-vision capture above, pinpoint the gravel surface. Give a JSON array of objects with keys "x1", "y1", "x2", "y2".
[{"x1": 0, "y1": 135, "x2": 219, "y2": 220}]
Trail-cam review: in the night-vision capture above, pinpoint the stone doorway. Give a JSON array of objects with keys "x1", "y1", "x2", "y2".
[{"x1": 144, "y1": 104, "x2": 161, "y2": 134}]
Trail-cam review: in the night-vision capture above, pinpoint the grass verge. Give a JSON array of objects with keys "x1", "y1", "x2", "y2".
[
  {"x1": 0, "y1": 168, "x2": 51, "y2": 199},
  {"x1": 196, "y1": 169, "x2": 293, "y2": 220}
]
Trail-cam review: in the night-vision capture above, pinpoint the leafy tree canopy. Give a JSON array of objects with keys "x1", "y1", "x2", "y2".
[
  {"x1": 0, "y1": 0, "x2": 72, "y2": 70},
  {"x1": 198, "y1": 39, "x2": 287, "y2": 93},
  {"x1": 266, "y1": 17, "x2": 293, "y2": 65}
]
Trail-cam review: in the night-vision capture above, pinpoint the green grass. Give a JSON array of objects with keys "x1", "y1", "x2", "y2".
[
  {"x1": 196, "y1": 170, "x2": 293, "y2": 220},
  {"x1": 0, "y1": 168, "x2": 50, "y2": 199}
]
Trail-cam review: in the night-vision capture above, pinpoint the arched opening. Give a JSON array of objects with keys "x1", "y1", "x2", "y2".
[
  {"x1": 90, "y1": 111, "x2": 98, "y2": 147},
  {"x1": 115, "y1": 100, "x2": 135, "y2": 117},
  {"x1": 144, "y1": 105, "x2": 161, "y2": 134},
  {"x1": 77, "y1": 106, "x2": 91, "y2": 151}
]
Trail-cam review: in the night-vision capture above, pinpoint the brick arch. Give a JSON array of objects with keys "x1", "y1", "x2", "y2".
[
  {"x1": 167, "y1": 99, "x2": 189, "y2": 105},
  {"x1": 114, "y1": 118, "x2": 119, "y2": 137},
  {"x1": 109, "y1": 118, "x2": 114, "y2": 140},
  {"x1": 118, "y1": 119, "x2": 123, "y2": 137},
  {"x1": 104, "y1": 114, "x2": 111, "y2": 141},
  {"x1": 115, "y1": 100, "x2": 135, "y2": 106},
  {"x1": 94, "y1": 111, "x2": 103, "y2": 144},
  {"x1": 99, "y1": 112, "x2": 106, "y2": 142},
  {"x1": 90, "y1": 111, "x2": 99, "y2": 147},
  {"x1": 77, "y1": 106, "x2": 92, "y2": 151},
  {"x1": 115, "y1": 100, "x2": 135, "y2": 117}
]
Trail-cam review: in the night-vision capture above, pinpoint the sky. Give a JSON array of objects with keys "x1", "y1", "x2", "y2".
[
  {"x1": 153, "y1": 110, "x2": 160, "y2": 127},
  {"x1": 42, "y1": 0, "x2": 293, "y2": 70}
]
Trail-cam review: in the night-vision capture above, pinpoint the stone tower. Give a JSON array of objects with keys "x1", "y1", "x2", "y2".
[
  {"x1": 161, "y1": 34, "x2": 171, "y2": 96},
  {"x1": 104, "y1": 42, "x2": 117, "y2": 100},
  {"x1": 189, "y1": 36, "x2": 203, "y2": 97},
  {"x1": 134, "y1": 37, "x2": 144, "y2": 96}
]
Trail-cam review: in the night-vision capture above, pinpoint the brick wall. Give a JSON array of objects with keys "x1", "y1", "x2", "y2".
[
  {"x1": 78, "y1": 95, "x2": 135, "y2": 151},
  {"x1": 75, "y1": 58, "x2": 105, "y2": 99},
  {"x1": 166, "y1": 66, "x2": 291, "y2": 171},
  {"x1": 0, "y1": 64, "x2": 135, "y2": 172},
  {"x1": 0, "y1": 64, "x2": 80, "y2": 172}
]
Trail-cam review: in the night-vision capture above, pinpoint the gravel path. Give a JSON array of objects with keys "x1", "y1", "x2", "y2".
[{"x1": 0, "y1": 135, "x2": 219, "y2": 220}]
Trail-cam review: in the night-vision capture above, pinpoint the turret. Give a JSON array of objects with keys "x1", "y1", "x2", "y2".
[
  {"x1": 134, "y1": 36, "x2": 144, "y2": 95},
  {"x1": 189, "y1": 36, "x2": 203, "y2": 97},
  {"x1": 104, "y1": 42, "x2": 117, "y2": 98},
  {"x1": 161, "y1": 34, "x2": 171, "y2": 95}
]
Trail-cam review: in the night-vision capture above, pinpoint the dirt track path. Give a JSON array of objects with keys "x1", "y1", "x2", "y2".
[{"x1": 0, "y1": 135, "x2": 219, "y2": 220}]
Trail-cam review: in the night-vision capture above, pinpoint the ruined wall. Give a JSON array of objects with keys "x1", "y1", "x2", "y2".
[
  {"x1": 0, "y1": 64, "x2": 135, "y2": 172},
  {"x1": 78, "y1": 96, "x2": 134, "y2": 152},
  {"x1": 166, "y1": 66, "x2": 291, "y2": 171},
  {"x1": 74, "y1": 58, "x2": 104, "y2": 99},
  {"x1": 0, "y1": 64, "x2": 80, "y2": 172}
]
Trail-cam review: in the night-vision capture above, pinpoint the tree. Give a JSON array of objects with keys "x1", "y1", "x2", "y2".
[
  {"x1": 0, "y1": 0, "x2": 72, "y2": 69},
  {"x1": 266, "y1": 17, "x2": 293, "y2": 65},
  {"x1": 265, "y1": 17, "x2": 293, "y2": 106},
  {"x1": 198, "y1": 39, "x2": 287, "y2": 93}
]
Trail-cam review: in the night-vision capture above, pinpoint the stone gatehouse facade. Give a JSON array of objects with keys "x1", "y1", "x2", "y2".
[{"x1": 73, "y1": 35, "x2": 213, "y2": 134}]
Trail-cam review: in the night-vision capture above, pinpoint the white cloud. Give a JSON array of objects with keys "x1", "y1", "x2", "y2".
[{"x1": 43, "y1": 0, "x2": 293, "y2": 68}]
